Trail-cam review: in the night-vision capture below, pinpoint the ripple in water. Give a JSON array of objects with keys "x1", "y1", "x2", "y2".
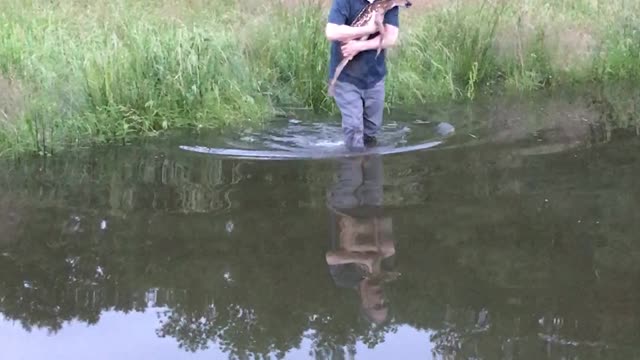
[{"x1": 181, "y1": 118, "x2": 455, "y2": 160}]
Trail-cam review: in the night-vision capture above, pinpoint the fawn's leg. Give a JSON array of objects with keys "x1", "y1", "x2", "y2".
[
  {"x1": 328, "y1": 58, "x2": 350, "y2": 97},
  {"x1": 375, "y1": 13, "x2": 385, "y2": 58}
]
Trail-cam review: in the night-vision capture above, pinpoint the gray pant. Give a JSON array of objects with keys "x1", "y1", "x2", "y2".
[
  {"x1": 333, "y1": 80, "x2": 385, "y2": 150},
  {"x1": 328, "y1": 155, "x2": 384, "y2": 210}
]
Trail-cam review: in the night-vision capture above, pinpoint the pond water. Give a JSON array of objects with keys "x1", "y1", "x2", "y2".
[{"x1": 2, "y1": 91, "x2": 640, "y2": 359}]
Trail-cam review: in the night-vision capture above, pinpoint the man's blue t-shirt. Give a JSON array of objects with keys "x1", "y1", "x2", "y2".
[{"x1": 327, "y1": 0, "x2": 399, "y2": 90}]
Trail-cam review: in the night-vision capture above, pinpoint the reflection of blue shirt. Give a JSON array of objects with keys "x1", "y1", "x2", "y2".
[
  {"x1": 328, "y1": 211, "x2": 395, "y2": 289},
  {"x1": 327, "y1": 0, "x2": 400, "y2": 90}
]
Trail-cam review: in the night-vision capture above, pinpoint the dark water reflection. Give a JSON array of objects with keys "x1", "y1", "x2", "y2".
[{"x1": 2, "y1": 91, "x2": 640, "y2": 359}]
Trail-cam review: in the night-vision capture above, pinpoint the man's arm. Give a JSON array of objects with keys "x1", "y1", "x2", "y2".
[
  {"x1": 362, "y1": 5, "x2": 400, "y2": 50},
  {"x1": 340, "y1": 24, "x2": 399, "y2": 58},
  {"x1": 325, "y1": 21, "x2": 378, "y2": 42},
  {"x1": 353, "y1": 24, "x2": 400, "y2": 51},
  {"x1": 325, "y1": 0, "x2": 377, "y2": 42},
  {"x1": 339, "y1": 7, "x2": 400, "y2": 57}
]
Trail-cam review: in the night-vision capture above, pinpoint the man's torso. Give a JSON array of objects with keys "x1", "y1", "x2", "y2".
[{"x1": 327, "y1": 0, "x2": 399, "y2": 90}]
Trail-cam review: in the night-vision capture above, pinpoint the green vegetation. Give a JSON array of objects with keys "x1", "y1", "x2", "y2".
[{"x1": 0, "y1": 0, "x2": 639, "y2": 155}]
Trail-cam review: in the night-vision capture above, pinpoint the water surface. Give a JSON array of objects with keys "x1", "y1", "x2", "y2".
[{"x1": 2, "y1": 92, "x2": 640, "y2": 359}]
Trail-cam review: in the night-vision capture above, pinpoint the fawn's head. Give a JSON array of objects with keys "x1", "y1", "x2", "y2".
[
  {"x1": 385, "y1": 0, "x2": 412, "y2": 8},
  {"x1": 393, "y1": 0, "x2": 412, "y2": 7},
  {"x1": 376, "y1": 0, "x2": 412, "y2": 12},
  {"x1": 370, "y1": 0, "x2": 412, "y2": 17}
]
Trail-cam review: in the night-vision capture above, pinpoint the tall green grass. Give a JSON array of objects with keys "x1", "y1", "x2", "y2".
[{"x1": 1, "y1": 0, "x2": 639, "y2": 156}]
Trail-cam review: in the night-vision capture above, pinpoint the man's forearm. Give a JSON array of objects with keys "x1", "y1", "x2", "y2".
[
  {"x1": 358, "y1": 34, "x2": 398, "y2": 51},
  {"x1": 326, "y1": 24, "x2": 373, "y2": 42}
]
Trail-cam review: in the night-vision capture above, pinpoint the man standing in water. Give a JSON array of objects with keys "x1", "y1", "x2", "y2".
[{"x1": 325, "y1": 0, "x2": 401, "y2": 151}]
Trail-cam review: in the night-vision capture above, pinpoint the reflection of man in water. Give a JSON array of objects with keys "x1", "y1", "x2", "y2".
[{"x1": 326, "y1": 155, "x2": 398, "y2": 325}]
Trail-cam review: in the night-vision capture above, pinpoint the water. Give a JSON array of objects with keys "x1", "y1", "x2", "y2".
[
  {"x1": 2, "y1": 92, "x2": 640, "y2": 359},
  {"x1": 179, "y1": 116, "x2": 452, "y2": 159}
]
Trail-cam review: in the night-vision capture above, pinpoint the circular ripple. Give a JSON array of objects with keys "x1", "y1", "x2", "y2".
[{"x1": 180, "y1": 119, "x2": 455, "y2": 160}]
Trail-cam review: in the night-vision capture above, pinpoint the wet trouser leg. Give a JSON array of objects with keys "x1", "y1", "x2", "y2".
[
  {"x1": 334, "y1": 80, "x2": 385, "y2": 150},
  {"x1": 363, "y1": 80, "x2": 385, "y2": 140},
  {"x1": 333, "y1": 81, "x2": 365, "y2": 151}
]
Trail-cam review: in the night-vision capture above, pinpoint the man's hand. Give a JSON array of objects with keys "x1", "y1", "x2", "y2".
[{"x1": 341, "y1": 40, "x2": 365, "y2": 59}]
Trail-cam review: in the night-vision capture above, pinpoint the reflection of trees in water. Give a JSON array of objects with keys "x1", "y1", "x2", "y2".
[
  {"x1": 153, "y1": 297, "x2": 394, "y2": 358},
  {"x1": 3, "y1": 200, "x2": 640, "y2": 359},
  {"x1": 2, "y1": 111, "x2": 640, "y2": 357}
]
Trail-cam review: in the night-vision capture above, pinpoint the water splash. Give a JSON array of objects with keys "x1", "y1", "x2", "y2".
[{"x1": 181, "y1": 119, "x2": 455, "y2": 160}]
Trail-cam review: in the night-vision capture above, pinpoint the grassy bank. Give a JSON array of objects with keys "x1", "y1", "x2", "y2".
[{"x1": 1, "y1": 0, "x2": 639, "y2": 155}]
